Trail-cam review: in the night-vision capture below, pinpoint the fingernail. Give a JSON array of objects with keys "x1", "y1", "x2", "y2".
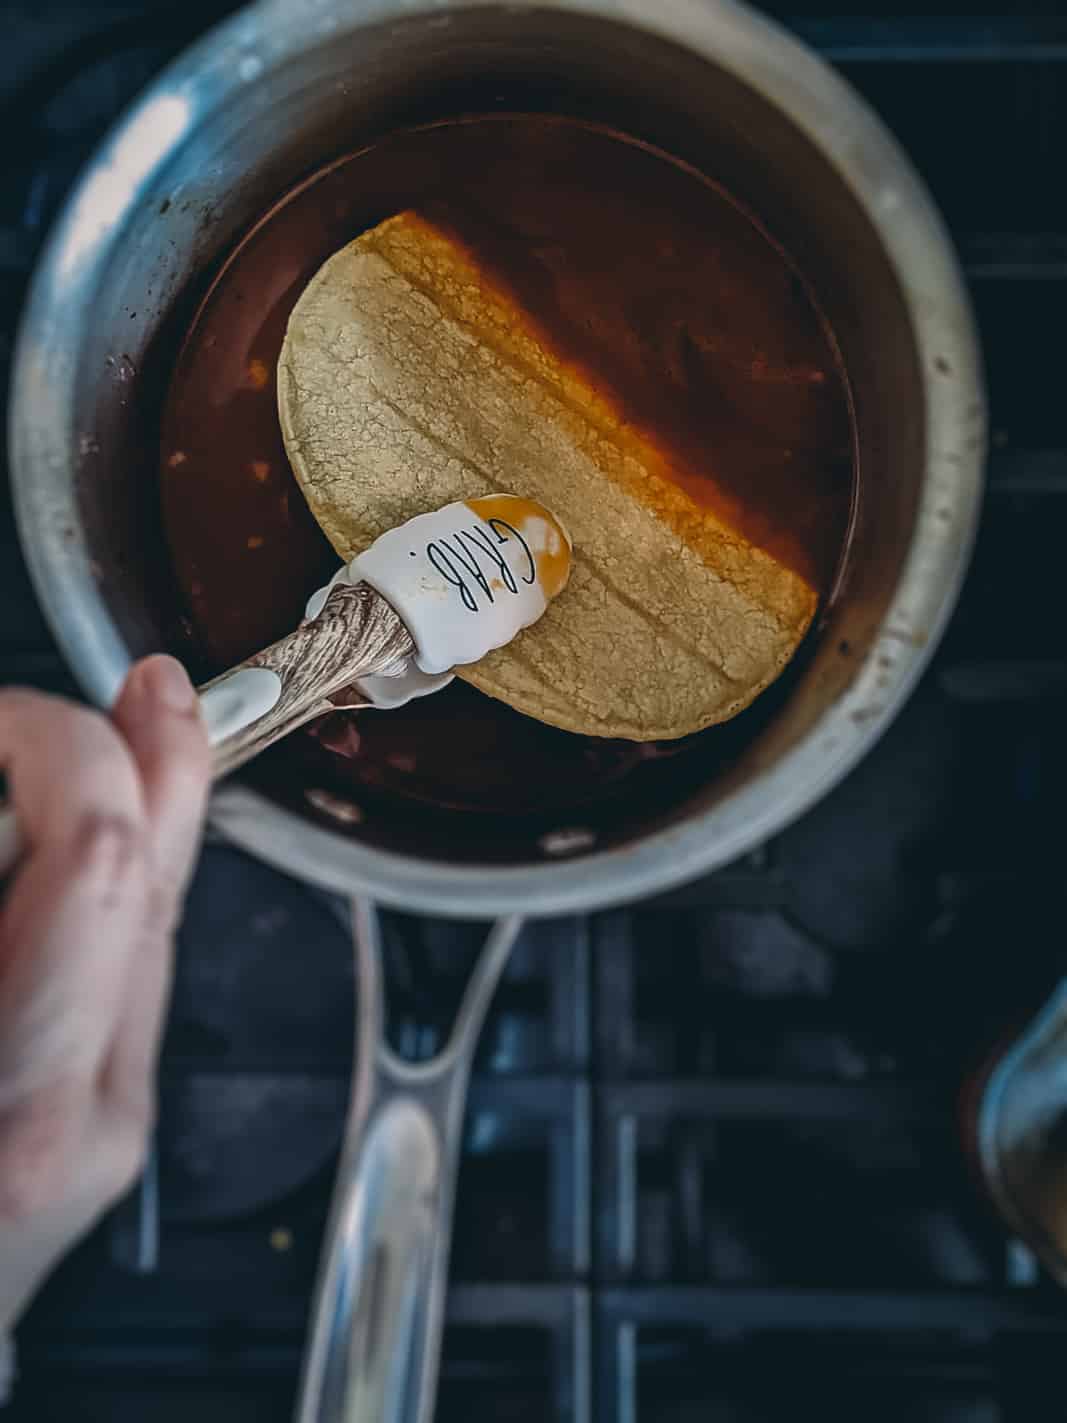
[{"x1": 141, "y1": 655, "x2": 196, "y2": 713}]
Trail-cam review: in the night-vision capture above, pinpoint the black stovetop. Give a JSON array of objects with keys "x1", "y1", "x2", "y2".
[{"x1": 4, "y1": 3, "x2": 1067, "y2": 1420}]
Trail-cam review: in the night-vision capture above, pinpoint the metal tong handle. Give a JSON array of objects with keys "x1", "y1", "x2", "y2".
[
  {"x1": 0, "y1": 582, "x2": 413, "y2": 876},
  {"x1": 296, "y1": 901, "x2": 523, "y2": 1423}
]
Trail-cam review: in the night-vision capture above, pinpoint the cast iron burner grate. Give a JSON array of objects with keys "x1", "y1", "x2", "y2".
[{"x1": 3, "y1": 3, "x2": 1067, "y2": 1420}]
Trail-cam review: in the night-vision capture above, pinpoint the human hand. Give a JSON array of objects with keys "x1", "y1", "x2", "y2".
[{"x1": 0, "y1": 657, "x2": 210, "y2": 1330}]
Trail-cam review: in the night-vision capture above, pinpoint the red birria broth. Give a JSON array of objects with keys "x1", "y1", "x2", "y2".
[{"x1": 160, "y1": 115, "x2": 855, "y2": 839}]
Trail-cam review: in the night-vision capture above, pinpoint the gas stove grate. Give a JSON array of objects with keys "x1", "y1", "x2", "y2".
[{"x1": 3, "y1": 4, "x2": 1067, "y2": 1420}]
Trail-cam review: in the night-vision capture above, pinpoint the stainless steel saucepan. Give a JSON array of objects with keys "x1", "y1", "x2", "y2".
[{"x1": 9, "y1": 1, "x2": 985, "y2": 1419}]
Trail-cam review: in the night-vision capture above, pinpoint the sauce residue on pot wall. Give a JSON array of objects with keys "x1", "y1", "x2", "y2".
[{"x1": 160, "y1": 115, "x2": 855, "y2": 832}]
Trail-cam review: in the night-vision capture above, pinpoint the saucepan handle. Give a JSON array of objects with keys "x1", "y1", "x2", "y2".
[{"x1": 296, "y1": 900, "x2": 522, "y2": 1423}]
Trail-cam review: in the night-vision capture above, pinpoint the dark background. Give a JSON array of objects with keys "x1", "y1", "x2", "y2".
[{"x1": 3, "y1": 2, "x2": 1067, "y2": 1419}]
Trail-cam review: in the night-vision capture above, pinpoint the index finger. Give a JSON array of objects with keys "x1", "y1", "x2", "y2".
[
  {"x1": 104, "y1": 658, "x2": 210, "y2": 1109},
  {"x1": 110, "y1": 656, "x2": 211, "y2": 907}
]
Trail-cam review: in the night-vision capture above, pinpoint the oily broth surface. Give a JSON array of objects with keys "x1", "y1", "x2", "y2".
[{"x1": 160, "y1": 115, "x2": 855, "y2": 832}]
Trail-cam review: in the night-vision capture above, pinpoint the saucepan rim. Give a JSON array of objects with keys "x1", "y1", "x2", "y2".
[{"x1": 8, "y1": 0, "x2": 986, "y2": 916}]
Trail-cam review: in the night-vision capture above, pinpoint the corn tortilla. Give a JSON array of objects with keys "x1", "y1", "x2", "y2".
[{"x1": 278, "y1": 212, "x2": 817, "y2": 740}]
